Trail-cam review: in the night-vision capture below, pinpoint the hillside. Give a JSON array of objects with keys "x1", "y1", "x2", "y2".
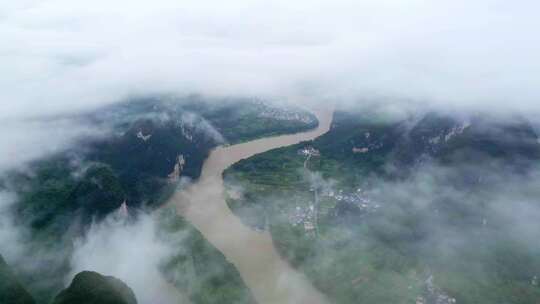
[
  {"x1": 52, "y1": 271, "x2": 137, "y2": 304},
  {"x1": 224, "y1": 107, "x2": 540, "y2": 304},
  {"x1": 0, "y1": 97, "x2": 316, "y2": 304},
  {"x1": 158, "y1": 208, "x2": 257, "y2": 304},
  {"x1": 0, "y1": 255, "x2": 35, "y2": 304}
]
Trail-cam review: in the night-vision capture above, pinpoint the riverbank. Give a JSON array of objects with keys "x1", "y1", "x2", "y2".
[{"x1": 169, "y1": 108, "x2": 333, "y2": 304}]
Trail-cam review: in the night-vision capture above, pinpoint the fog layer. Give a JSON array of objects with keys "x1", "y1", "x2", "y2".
[{"x1": 2, "y1": 0, "x2": 540, "y2": 121}]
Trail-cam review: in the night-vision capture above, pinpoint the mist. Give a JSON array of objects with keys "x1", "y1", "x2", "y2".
[
  {"x1": 0, "y1": 117, "x2": 111, "y2": 173},
  {"x1": 0, "y1": 191, "x2": 25, "y2": 262},
  {"x1": 2, "y1": 0, "x2": 540, "y2": 120},
  {"x1": 1, "y1": 1, "x2": 540, "y2": 303},
  {"x1": 264, "y1": 152, "x2": 540, "y2": 302},
  {"x1": 68, "y1": 209, "x2": 190, "y2": 304},
  {"x1": 2, "y1": 0, "x2": 540, "y2": 172}
]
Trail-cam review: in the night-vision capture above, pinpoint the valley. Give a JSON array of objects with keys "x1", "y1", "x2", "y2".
[
  {"x1": 168, "y1": 108, "x2": 333, "y2": 304},
  {"x1": 224, "y1": 107, "x2": 540, "y2": 304},
  {"x1": 0, "y1": 97, "x2": 318, "y2": 304}
]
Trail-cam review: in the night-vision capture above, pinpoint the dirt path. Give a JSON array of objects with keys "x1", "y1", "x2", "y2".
[{"x1": 169, "y1": 108, "x2": 333, "y2": 304}]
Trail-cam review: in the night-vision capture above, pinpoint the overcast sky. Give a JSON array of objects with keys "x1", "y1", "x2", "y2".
[
  {"x1": 1, "y1": 0, "x2": 539, "y2": 121},
  {"x1": 1, "y1": 0, "x2": 540, "y2": 170}
]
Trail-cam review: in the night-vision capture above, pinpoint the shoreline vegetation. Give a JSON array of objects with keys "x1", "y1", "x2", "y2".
[
  {"x1": 0, "y1": 97, "x2": 317, "y2": 304},
  {"x1": 167, "y1": 107, "x2": 333, "y2": 304},
  {"x1": 224, "y1": 107, "x2": 540, "y2": 304}
]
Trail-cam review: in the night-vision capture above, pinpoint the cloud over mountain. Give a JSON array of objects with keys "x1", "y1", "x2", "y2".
[{"x1": 1, "y1": 0, "x2": 539, "y2": 121}]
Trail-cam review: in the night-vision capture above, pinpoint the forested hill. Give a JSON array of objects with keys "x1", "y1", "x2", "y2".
[
  {"x1": 0, "y1": 254, "x2": 35, "y2": 304},
  {"x1": 1, "y1": 260, "x2": 139, "y2": 304},
  {"x1": 52, "y1": 271, "x2": 137, "y2": 304},
  {"x1": 224, "y1": 107, "x2": 540, "y2": 304},
  {"x1": 0, "y1": 97, "x2": 316, "y2": 304}
]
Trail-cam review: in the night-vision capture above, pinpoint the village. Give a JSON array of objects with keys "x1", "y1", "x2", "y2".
[
  {"x1": 287, "y1": 186, "x2": 382, "y2": 235},
  {"x1": 288, "y1": 146, "x2": 382, "y2": 235}
]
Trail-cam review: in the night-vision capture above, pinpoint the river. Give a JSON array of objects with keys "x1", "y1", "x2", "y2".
[{"x1": 169, "y1": 108, "x2": 333, "y2": 304}]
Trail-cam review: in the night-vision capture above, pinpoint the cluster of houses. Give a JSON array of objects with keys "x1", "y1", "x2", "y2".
[
  {"x1": 287, "y1": 186, "x2": 381, "y2": 236},
  {"x1": 289, "y1": 143, "x2": 382, "y2": 235},
  {"x1": 288, "y1": 203, "x2": 317, "y2": 235},
  {"x1": 298, "y1": 146, "x2": 320, "y2": 157},
  {"x1": 322, "y1": 188, "x2": 380, "y2": 213},
  {"x1": 298, "y1": 146, "x2": 321, "y2": 168}
]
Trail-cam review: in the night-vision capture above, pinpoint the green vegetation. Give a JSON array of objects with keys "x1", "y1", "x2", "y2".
[
  {"x1": 94, "y1": 96, "x2": 318, "y2": 145},
  {"x1": 52, "y1": 271, "x2": 137, "y2": 304},
  {"x1": 174, "y1": 97, "x2": 318, "y2": 144},
  {"x1": 224, "y1": 109, "x2": 540, "y2": 304},
  {"x1": 11, "y1": 160, "x2": 125, "y2": 238},
  {"x1": 0, "y1": 255, "x2": 35, "y2": 304},
  {"x1": 5, "y1": 160, "x2": 124, "y2": 302},
  {"x1": 158, "y1": 208, "x2": 256, "y2": 304},
  {"x1": 1, "y1": 97, "x2": 315, "y2": 303}
]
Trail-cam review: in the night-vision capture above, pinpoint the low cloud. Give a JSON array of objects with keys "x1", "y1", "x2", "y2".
[
  {"x1": 69, "y1": 210, "x2": 190, "y2": 304},
  {"x1": 0, "y1": 191, "x2": 25, "y2": 261},
  {"x1": 1, "y1": 0, "x2": 539, "y2": 175},
  {"x1": 0, "y1": 118, "x2": 109, "y2": 173},
  {"x1": 2, "y1": 0, "x2": 540, "y2": 121},
  {"x1": 1, "y1": 1, "x2": 540, "y2": 303}
]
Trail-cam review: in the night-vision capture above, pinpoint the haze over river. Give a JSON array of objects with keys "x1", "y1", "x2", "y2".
[{"x1": 169, "y1": 108, "x2": 333, "y2": 304}]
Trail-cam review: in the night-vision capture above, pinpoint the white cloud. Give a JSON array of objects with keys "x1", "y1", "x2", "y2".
[
  {"x1": 0, "y1": 191, "x2": 25, "y2": 262},
  {"x1": 69, "y1": 211, "x2": 190, "y2": 304},
  {"x1": 1, "y1": 0, "x2": 539, "y2": 121},
  {"x1": 1, "y1": 3, "x2": 539, "y2": 300}
]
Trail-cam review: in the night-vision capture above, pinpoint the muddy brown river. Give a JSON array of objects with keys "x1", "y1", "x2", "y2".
[{"x1": 169, "y1": 109, "x2": 333, "y2": 304}]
